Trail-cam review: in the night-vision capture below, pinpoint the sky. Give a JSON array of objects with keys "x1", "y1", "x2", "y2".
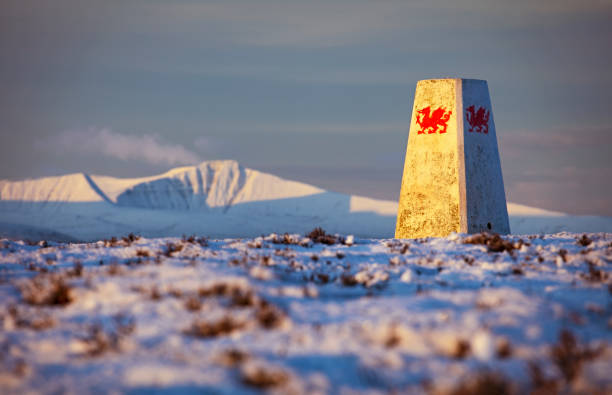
[{"x1": 1, "y1": 0, "x2": 611, "y2": 216}]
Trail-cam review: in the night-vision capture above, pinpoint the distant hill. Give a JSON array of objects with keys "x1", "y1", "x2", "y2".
[{"x1": 1, "y1": 160, "x2": 610, "y2": 241}]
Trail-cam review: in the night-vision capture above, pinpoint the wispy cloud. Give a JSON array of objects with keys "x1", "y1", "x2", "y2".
[{"x1": 54, "y1": 128, "x2": 201, "y2": 166}]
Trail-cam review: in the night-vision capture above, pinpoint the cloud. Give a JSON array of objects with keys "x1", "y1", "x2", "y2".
[{"x1": 54, "y1": 128, "x2": 201, "y2": 166}]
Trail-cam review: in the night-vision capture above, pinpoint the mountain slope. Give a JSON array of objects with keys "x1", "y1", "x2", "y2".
[
  {"x1": 0, "y1": 173, "x2": 104, "y2": 203},
  {"x1": 0, "y1": 160, "x2": 610, "y2": 241}
]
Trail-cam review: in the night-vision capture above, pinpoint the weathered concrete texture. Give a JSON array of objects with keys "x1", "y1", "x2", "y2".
[{"x1": 395, "y1": 79, "x2": 510, "y2": 238}]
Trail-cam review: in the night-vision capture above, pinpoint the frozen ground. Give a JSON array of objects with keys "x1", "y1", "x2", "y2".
[{"x1": 0, "y1": 231, "x2": 610, "y2": 394}]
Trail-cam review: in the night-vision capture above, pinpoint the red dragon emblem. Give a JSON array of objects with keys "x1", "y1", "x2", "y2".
[
  {"x1": 465, "y1": 105, "x2": 490, "y2": 134},
  {"x1": 416, "y1": 106, "x2": 452, "y2": 134}
]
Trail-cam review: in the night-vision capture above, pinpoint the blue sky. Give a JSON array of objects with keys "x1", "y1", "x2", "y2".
[{"x1": 1, "y1": 0, "x2": 611, "y2": 215}]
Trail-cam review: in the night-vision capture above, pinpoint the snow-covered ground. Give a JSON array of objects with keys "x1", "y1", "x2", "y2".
[
  {"x1": 1, "y1": 160, "x2": 611, "y2": 241},
  {"x1": 0, "y1": 231, "x2": 610, "y2": 394}
]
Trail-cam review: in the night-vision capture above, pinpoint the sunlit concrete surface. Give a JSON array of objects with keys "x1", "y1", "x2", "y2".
[{"x1": 396, "y1": 79, "x2": 510, "y2": 238}]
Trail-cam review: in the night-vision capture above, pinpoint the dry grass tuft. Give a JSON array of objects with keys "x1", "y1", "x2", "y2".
[
  {"x1": 19, "y1": 273, "x2": 73, "y2": 306},
  {"x1": 270, "y1": 233, "x2": 301, "y2": 246},
  {"x1": 230, "y1": 289, "x2": 259, "y2": 308},
  {"x1": 386, "y1": 240, "x2": 410, "y2": 254},
  {"x1": 122, "y1": 233, "x2": 140, "y2": 245},
  {"x1": 184, "y1": 296, "x2": 202, "y2": 312},
  {"x1": 7, "y1": 305, "x2": 55, "y2": 330},
  {"x1": 103, "y1": 237, "x2": 119, "y2": 248},
  {"x1": 107, "y1": 263, "x2": 123, "y2": 276},
  {"x1": 183, "y1": 234, "x2": 208, "y2": 247},
  {"x1": 241, "y1": 362, "x2": 290, "y2": 389},
  {"x1": 307, "y1": 227, "x2": 341, "y2": 245},
  {"x1": 135, "y1": 249, "x2": 151, "y2": 258},
  {"x1": 464, "y1": 233, "x2": 515, "y2": 254},
  {"x1": 164, "y1": 242, "x2": 184, "y2": 257},
  {"x1": 496, "y1": 338, "x2": 512, "y2": 359},
  {"x1": 255, "y1": 301, "x2": 287, "y2": 330},
  {"x1": 247, "y1": 239, "x2": 263, "y2": 249},
  {"x1": 214, "y1": 348, "x2": 250, "y2": 367},
  {"x1": 199, "y1": 282, "x2": 244, "y2": 298},
  {"x1": 451, "y1": 339, "x2": 471, "y2": 359},
  {"x1": 444, "y1": 371, "x2": 513, "y2": 395},
  {"x1": 186, "y1": 315, "x2": 247, "y2": 338},
  {"x1": 382, "y1": 324, "x2": 406, "y2": 348},
  {"x1": 149, "y1": 286, "x2": 162, "y2": 300},
  {"x1": 197, "y1": 281, "x2": 260, "y2": 307},
  {"x1": 259, "y1": 255, "x2": 274, "y2": 266},
  {"x1": 550, "y1": 329, "x2": 605, "y2": 384},
  {"x1": 577, "y1": 234, "x2": 592, "y2": 247},
  {"x1": 580, "y1": 260, "x2": 608, "y2": 283},
  {"x1": 69, "y1": 261, "x2": 84, "y2": 277},
  {"x1": 313, "y1": 272, "x2": 330, "y2": 284},
  {"x1": 340, "y1": 273, "x2": 359, "y2": 287},
  {"x1": 528, "y1": 361, "x2": 559, "y2": 395},
  {"x1": 80, "y1": 314, "x2": 136, "y2": 356}
]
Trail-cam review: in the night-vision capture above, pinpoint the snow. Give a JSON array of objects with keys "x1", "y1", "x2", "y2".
[
  {"x1": 0, "y1": 161, "x2": 610, "y2": 392},
  {"x1": 1, "y1": 160, "x2": 611, "y2": 241},
  {"x1": 0, "y1": 232, "x2": 610, "y2": 393},
  {"x1": 0, "y1": 173, "x2": 103, "y2": 203}
]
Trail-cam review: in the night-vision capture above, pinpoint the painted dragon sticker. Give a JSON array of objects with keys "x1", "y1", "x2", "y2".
[
  {"x1": 416, "y1": 106, "x2": 452, "y2": 134},
  {"x1": 466, "y1": 105, "x2": 490, "y2": 134}
]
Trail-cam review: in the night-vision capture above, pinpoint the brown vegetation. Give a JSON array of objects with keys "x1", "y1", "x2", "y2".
[
  {"x1": 269, "y1": 233, "x2": 302, "y2": 246},
  {"x1": 182, "y1": 234, "x2": 208, "y2": 247},
  {"x1": 464, "y1": 233, "x2": 515, "y2": 254},
  {"x1": 69, "y1": 261, "x2": 84, "y2": 277},
  {"x1": 580, "y1": 260, "x2": 608, "y2": 283},
  {"x1": 577, "y1": 234, "x2": 592, "y2": 247},
  {"x1": 19, "y1": 273, "x2": 73, "y2": 306},
  {"x1": 255, "y1": 301, "x2": 287, "y2": 329},
  {"x1": 80, "y1": 314, "x2": 136, "y2": 356},
  {"x1": 122, "y1": 233, "x2": 140, "y2": 245},
  {"x1": 496, "y1": 338, "x2": 512, "y2": 359},
  {"x1": 340, "y1": 273, "x2": 359, "y2": 286},
  {"x1": 550, "y1": 329, "x2": 605, "y2": 383},
  {"x1": 214, "y1": 348, "x2": 250, "y2": 367},
  {"x1": 241, "y1": 363, "x2": 289, "y2": 389},
  {"x1": 6, "y1": 305, "x2": 55, "y2": 330},
  {"x1": 184, "y1": 296, "x2": 202, "y2": 312},
  {"x1": 164, "y1": 242, "x2": 184, "y2": 257},
  {"x1": 135, "y1": 249, "x2": 151, "y2": 258},
  {"x1": 186, "y1": 315, "x2": 247, "y2": 338},
  {"x1": 451, "y1": 339, "x2": 471, "y2": 359},
  {"x1": 444, "y1": 371, "x2": 513, "y2": 395},
  {"x1": 307, "y1": 227, "x2": 341, "y2": 245},
  {"x1": 528, "y1": 361, "x2": 559, "y2": 395}
]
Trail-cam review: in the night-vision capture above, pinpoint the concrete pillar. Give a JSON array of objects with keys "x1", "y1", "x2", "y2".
[{"x1": 395, "y1": 78, "x2": 510, "y2": 238}]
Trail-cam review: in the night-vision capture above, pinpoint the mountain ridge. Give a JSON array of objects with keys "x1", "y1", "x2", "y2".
[
  {"x1": 0, "y1": 160, "x2": 325, "y2": 211},
  {"x1": 1, "y1": 160, "x2": 610, "y2": 241},
  {"x1": 0, "y1": 159, "x2": 559, "y2": 215}
]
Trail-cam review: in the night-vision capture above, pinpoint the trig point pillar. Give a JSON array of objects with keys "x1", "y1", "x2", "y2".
[{"x1": 395, "y1": 78, "x2": 510, "y2": 238}]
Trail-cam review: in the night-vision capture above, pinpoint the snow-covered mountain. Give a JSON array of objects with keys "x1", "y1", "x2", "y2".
[{"x1": 1, "y1": 160, "x2": 610, "y2": 241}]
